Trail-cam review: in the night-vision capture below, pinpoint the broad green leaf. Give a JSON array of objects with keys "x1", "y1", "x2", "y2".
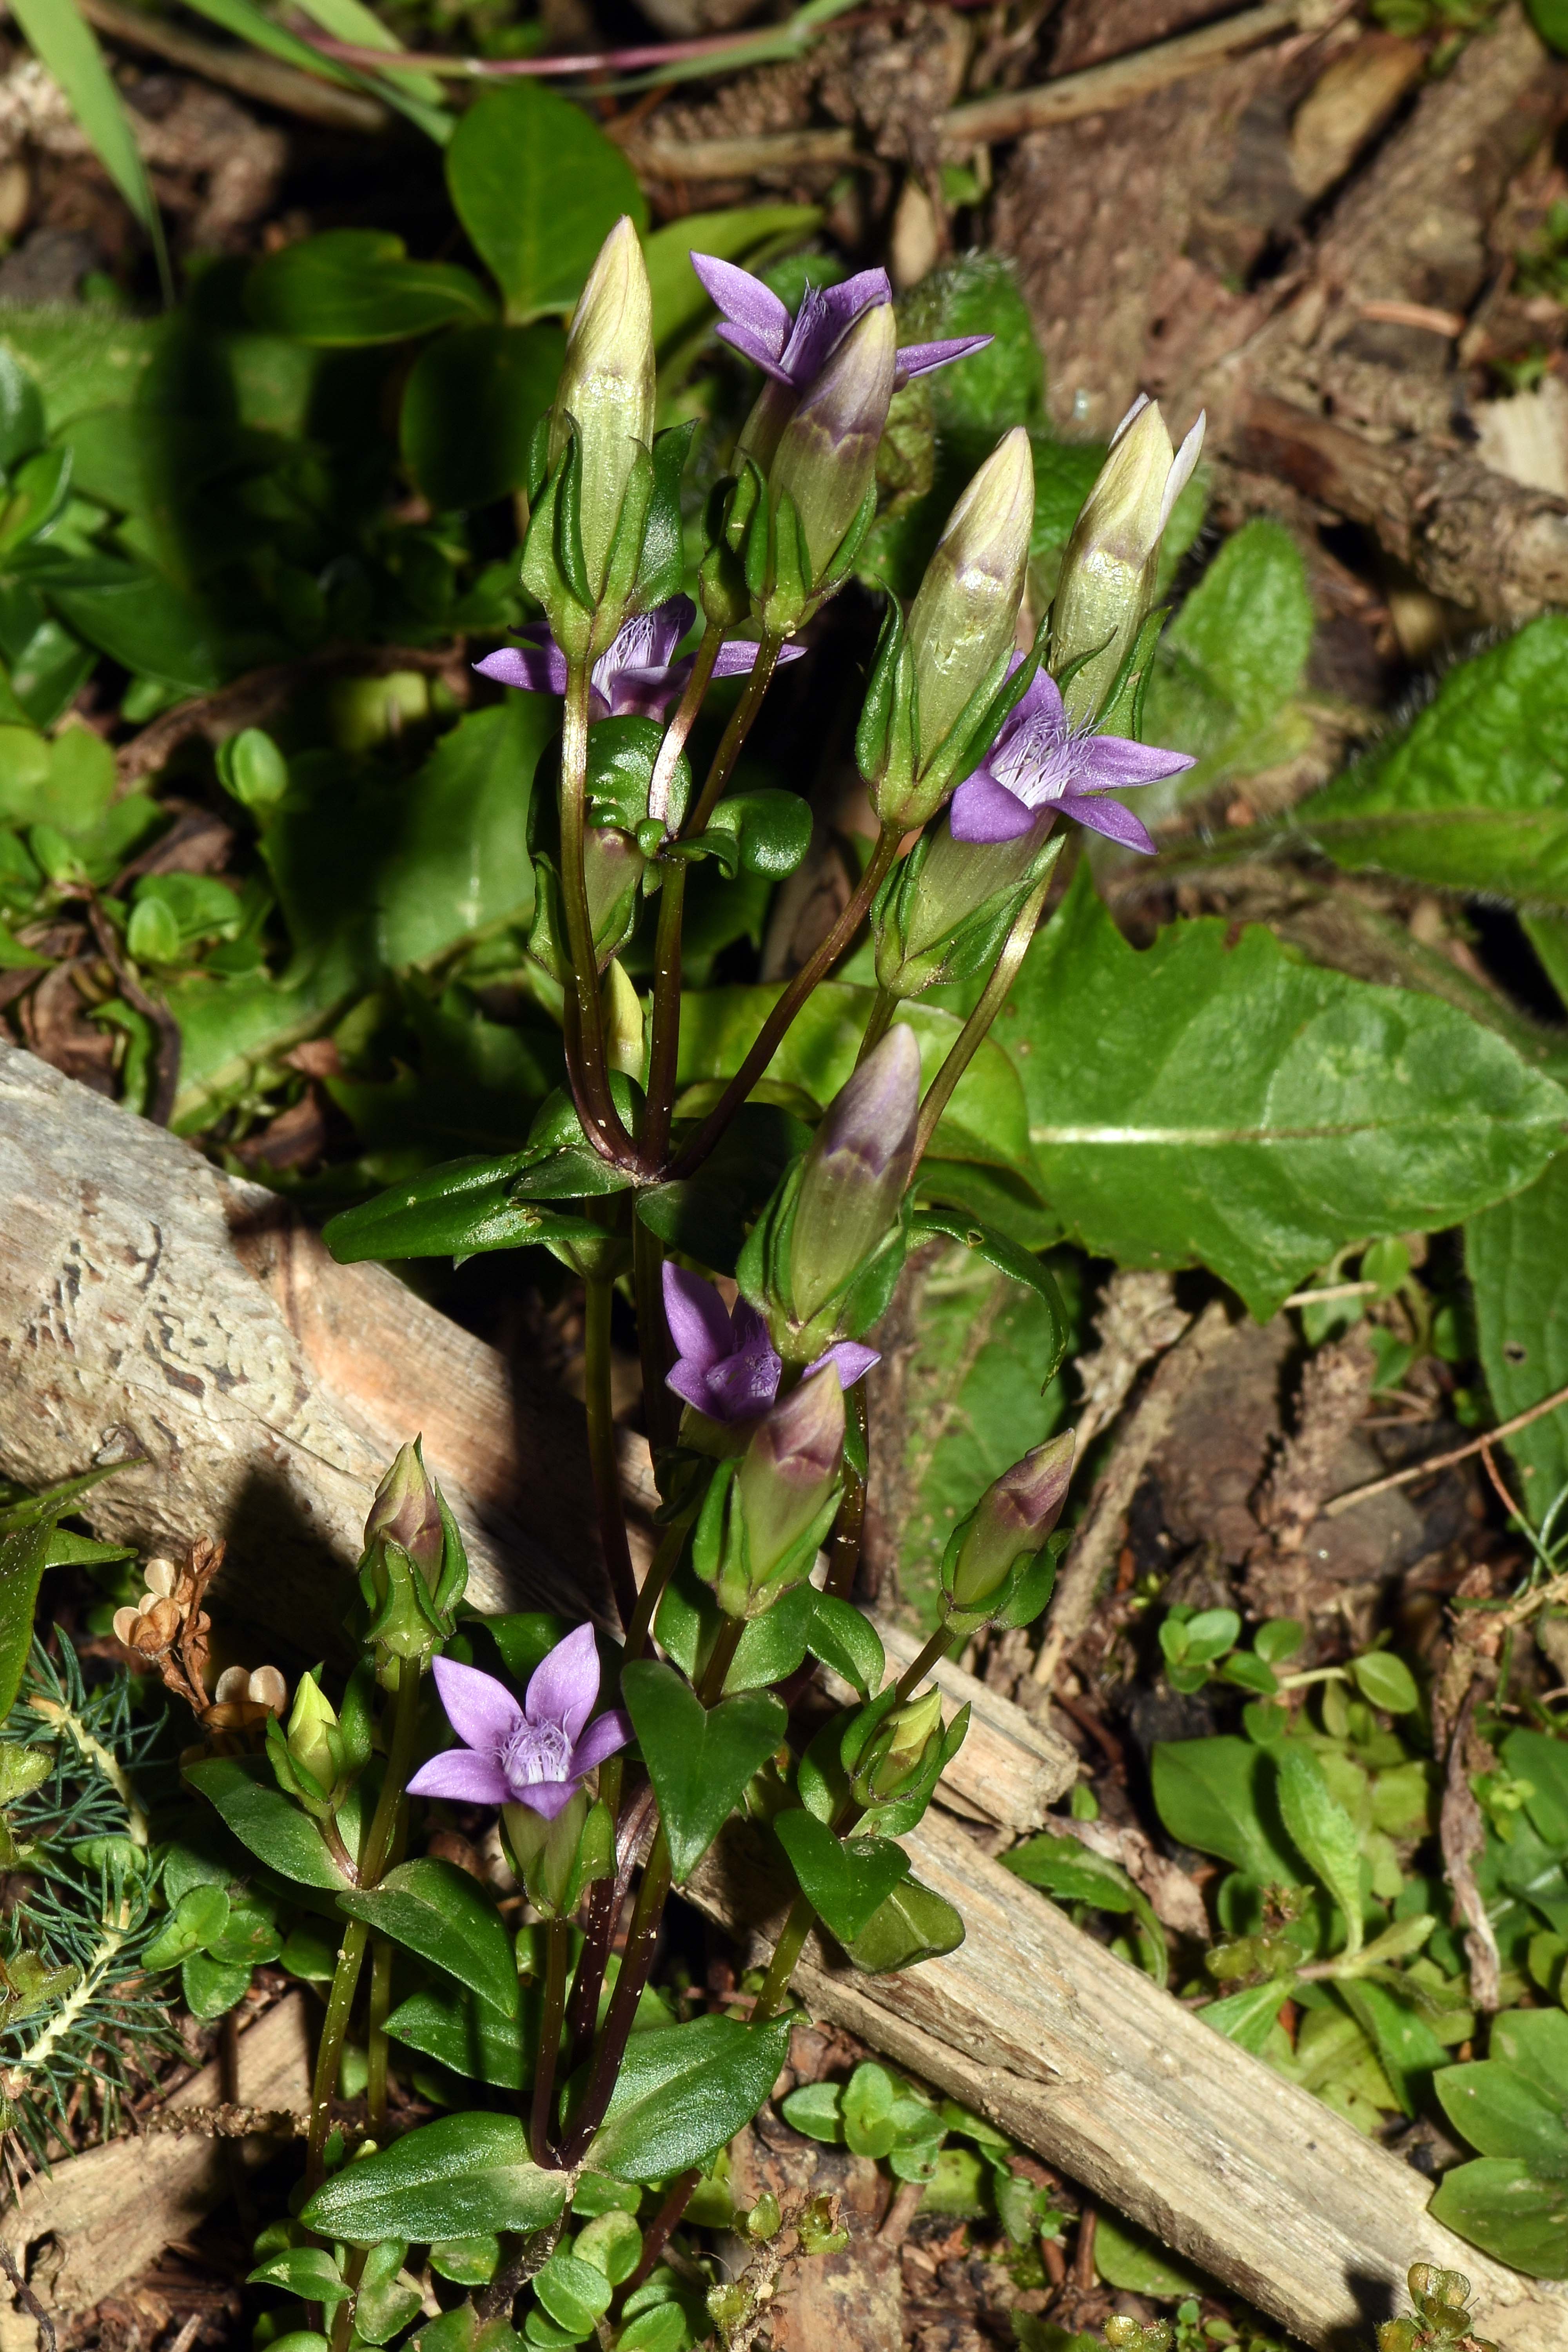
[
  {"x1": 1093, "y1": 2213, "x2": 1206, "y2": 2300},
  {"x1": 340, "y1": 1860, "x2": 518, "y2": 2019},
  {"x1": 533, "y1": 2250, "x2": 612, "y2": 2335},
  {"x1": 1141, "y1": 520, "x2": 1314, "y2": 814},
  {"x1": 1490, "y1": 2005, "x2": 1568, "y2": 2105},
  {"x1": 780, "y1": 2080, "x2": 844, "y2": 2143},
  {"x1": 1151, "y1": 1739, "x2": 1302, "y2": 1886},
  {"x1": 1338, "y1": 1980, "x2": 1446, "y2": 2116},
  {"x1": 1465, "y1": 1156, "x2": 1568, "y2": 1521},
  {"x1": 8, "y1": 0, "x2": 169, "y2": 293},
  {"x1": 1297, "y1": 615, "x2": 1568, "y2": 905},
  {"x1": 843, "y1": 1875, "x2": 964, "y2": 1974},
  {"x1": 47, "y1": 563, "x2": 223, "y2": 693},
  {"x1": 302, "y1": 2114, "x2": 568, "y2": 2244},
  {"x1": 1198, "y1": 1978, "x2": 1296, "y2": 2055},
  {"x1": 1003, "y1": 1830, "x2": 1167, "y2": 1985},
  {"x1": 0, "y1": 1524, "x2": 49, "y2": 1722},
  {"x1": 869, "y1": 1237, "x2": 1073, "y2": 1629},
  {"x1": 183, "y1": 1756, "x2": 348, "y2": 1890},
  {"x1": 620, "y1": 1663, "x2": 786, "y2": 1882},
  {"x1": 385, "y1": 1982, "x2": 530, "y2": 2090},
  {"x1": 352, "y1": 2240, "x2": 423, "y2": 2346},
  {"x1": 645, "y1": 207, "x2": 819, "y2": 354},
  {"x1": 249, "y1": 2249, "x2": 352, "y2": 2305},
  {"x1": 1276, "y1": 1744, "x2": 1364, "y2": 1954},
  {"x1": 1349, "y1": 1651, "x2": 1419, "y2": 1714},
  {"x1": 401, "y1": 325, "x2": 565, "y2": 510},
  {"x1": 585, "y1": 2012, "x2": 791, "y2": 2182},
  {"x1": 323, "y1": 1150, "x2": 534, "y2": 1263},
  {"x1": 675, "y1": 982, "x2": 1035, "y2": 1181},
  {"x1": 445, "y1": 84, "x2": 644, "y2": 324},
  {"x1": 182, "y1": 1950, "x2": 253, "y2": 2019},
  {"x1": 1429, "y1": 2158, "x2": 1568, "y2": 2278},
  {"x1": 246, "y1": 232, "x2": 494, "y2": 346},
  {"x1": 773, "y1": 1812, "x2": 912, "y2": 1944},
  {"x1": 1502, "y1": 1730, "x2": 1568, "y2": 1853},
  {"x1": 0, "y1": 448, "x2": 70, "y2": 555},
  {"x1": 0, "y1": 351, "x2": 44, "y2": 470},
  {"x1": 573, "y1": 2210, "x2": 642, "y2": 2285},
  {"x1": 376, "y1": 699, "x2": 547, "y2": 966},
  {"x1": 1011, "y1": 871, "x2": 1568, "y2": 1318}
]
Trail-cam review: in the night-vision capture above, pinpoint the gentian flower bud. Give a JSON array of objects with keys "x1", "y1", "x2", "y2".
[
  {"x1": 768, "y1": 303, "x2": 896, "y2": 583},
  {"x1": 945, "y1": 1430, "x2": 1074, "y2": 1614},
  {"x1": 358, "y1": 1439, "x2": 469, "y2": 1684},
  {"x1": 789, "y1": 1025, "x2": 920, "y2": 1326},
  {"x1": 905, "y1": 428, "x2": 1033, "y2": 782},
  {"x1": 267, "y1": 1670, "x2": 350, "y2": 1819},
  {"x1": 734, "y1": 1366, "x2": 846, "y2": 1592},
  {"x1": 853, "y1": 1686, "x2": 944, "y2": 1806},
  {"x1": 548, "y1": 217, "x2": 656, "y2": 604},
  {"x1": 1050, "y1": 396, "x2": 1204, "y2": 725}
]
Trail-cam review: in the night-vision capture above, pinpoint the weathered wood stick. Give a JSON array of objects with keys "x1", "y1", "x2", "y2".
[{"x1": 690, "y1": 1809, "x2": 1568, "y2": 2352}]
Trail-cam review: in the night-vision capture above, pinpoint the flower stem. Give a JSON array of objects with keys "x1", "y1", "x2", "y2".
[
  {"x1": 530, "y1": 1915, "x2": 571, "y2": 2165},
  {"x1": 647, "y1": 619, "x2": 722, "y2": 830},
  {"x1": 644, "y1": 635, "x2": 782, "y2": 1170},
  {"x1": 750, "y1": 1893, "x2": 814, "y2": 2024},
  {"x1": 894, "y1": 1621, "x2": 959, "y2": 1703},
  {"x1": 623, "y1": 1510, "x2": 697, "y2": 1668},
  {"x1": 584, "y1": 1272, "x2": 639, "y2": 1635},
  {"x1": 560, "y1": 1826, "x2": 673, "y2": 2167},
  {"x1": 366, "y1": 1936, "x2": 392, "y2": 2135},
  {"x1": 560, "y1": 655, "x2": 635, "y2": 1169},
  {"x1": 633, "y1": 1216, "x2": 678, "y2": 1457},
  {"x1": 856, "y1": 987, "x2": 898, "y2": 1066},
  {"x1": 620, "y1": 2167, "x2": 701, "y2": 2298},
  {"x1": 670, "y1": 826, "x2": 901, "y2": 1181},
  {"x1": 911, "y1": 863, "x2": 1054, "y2": 1168}
]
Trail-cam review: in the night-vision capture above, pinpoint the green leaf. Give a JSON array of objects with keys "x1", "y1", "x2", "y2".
[
  {"x1": 1429, "y1": 2158, "x2": 1568, "y2": 2278},
  {"x1": 0, "y1": 448, "x2": 70, "y2": 555},
  {"x1": 1491, "y1": 2006, "x2": 1568, "y2": 2100},
  {"x1": 288, "y1": 0, "x2": 448, "y2": 121},
  {"x1": 1349, "y1": 1651, "x2": 1419, "y2": 1714},
  {"x1": 402, "y1": 325, "x2": 565, "y2": 510},
  {"x1": 181, "y1": 1949, "x2": 253, "y2": 2019},
  {"x1": 352, "y1": 2239, "x2": 424, "y2": 2345},
  {"x1": 180, "y1": 0, "x2": 441, "y2": 136},
  {"x1": 585, "y1": 2012, "x2": 792, "y2": 2183},
  {"x1": 1502, "y1": 1730, "x2": 1568, "y2": 1852},
  {"x1": 1010, "y1": 870, "x2": 1568, "y2": 1318},
  {"x1": 246, "y1": 232, "x2": 494, "y2": 346},
  {"x1": 427, "y1": 2239, "x2": 499, "y2": 2287},
  {"x1": 249, "y1": 2249, "x2": 352, "y2": 2305},
  {"x1": 1465, "y1": 1155, "x2": 1568, "y2": 1521},
  {"x1": 0, "y1": 351, "x2": 44, "y2": 470},
  {"x1": 385, "y1": 1982, "x2": 530, "y2": 2091},
  {"x1": 636, "y1": 1103, "x2": 809, "y2": 1278},
  {"x1": 303, "y1": 2115, "x2": 568, "y2": 2245},
  {"x1": 1151, "y1": 1739, "x2": 1302, "y2": 1886},
  {"x1": 48, "y1": 563, "x2": 222, "y2": 694},
  {"x1": 534, "y1": 2250, "x2": 612, "y2": 2335},
  {"x1": 183, "y1": 1756, "x2": 348, "y2": 1890},
  {"x1": 910, "y1": 1205, "x2": 1070, "y2": 1371},
  {"x1": 1296, "y1": 615, "x2": 1568, "y2": 906},
  {"x1": 843, "y1": 1875, "x2": 964, "y2": 1974},
  {"x1": 8, "y1": 0, "x2": 169, "y2": 296},
  {"x1": 1142, "y1": 519, "x2": 1314, "y2": 811},
  {"x1": 779, "y1": 2081, "x2": 844, "y2": 2143},
  {"x1": 773, "y1": 1812, "x2": 912, "y2": 1944},
  {"x1": 1530, "y1": 0, "x2": 1568, "y2": 54},
  {"x1": 620, "y1": 1663, "x2": 786, "y2": 1882},
  {"x1": 1093, "y1": 2213, "x2": 1206, "y2": 2301},
  {"x1": 376, "y1": 699, "x2": 550, "y2": 967},
  {"x1": 1003, "y1": 1831, "x2": 1167, "y2": 1986},
  {"x1": 1276, "y1": 1744, "x2": 1365, "y2": 1955},
  {"x1": 324, "y1": 1150, "x2": 534, "y2": 1263},
  {"x1": 0, "y1": 1523, "x2": 48, "y2": 1722},
  {"x1": 1198, "y1": 1978, "x2": 1296, "y2": 2055},
  {"x1": 340, "y1": 1860, "x2": 519, "y2": 2019},
  {"x1": 693, "y1": 791, "x2": 812, "y2": 881},
  {"x1": 445, "y1": 84, "x2": 645, "y2": 324}
]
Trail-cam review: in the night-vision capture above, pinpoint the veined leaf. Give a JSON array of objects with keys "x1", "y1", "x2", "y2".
[
  {"x1": 620, "y1": 1664, "x2": 785, "y2": 1883},
  {"x1": 1010, "y1": 871, "x2": 1568, "y2": 1318},
  {"x1": 302, "y1": 2114, "x2": 567, "y2": 2243},
  {"x1": 585, "y1": 2013, "x2": 792, "y2": 2182},
  {"x1": 1465, "y1": 1155, "x2": 1568, "y2": 1521},
  {"x1": 446, "y1": 84, "x2": 644, "y2": 324},
  {"x1": 339, "y1": 1860, "x2": 519, "y2": 2018}
]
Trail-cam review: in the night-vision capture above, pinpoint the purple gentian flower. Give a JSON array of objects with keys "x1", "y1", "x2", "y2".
[
  {"x1": 407, "y1": 1630, "x2": 630, "y2": 1821},
  {"x1": 474, "y1": 595, "x2": 801, "y2": 720},
  {"x1": 662, "y1": 1263, "x2": 878, "y2": 1425},
  {"x1": 689, "y1": 255, "x2": 990, "y2": 393},
  {"x1": 948, "y1": 659, "x2": 1195, "y2": 853}
]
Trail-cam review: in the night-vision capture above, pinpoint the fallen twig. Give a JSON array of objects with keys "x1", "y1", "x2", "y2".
[
  {"x1": 78, "y1": 0, "x2": 390, "y2": 132},
  {"x1": 1322, "y1": 1379, "x2": 1568, "y2": 1516},
  {"x1": 0, "y1": 2239, "x2": 56, "y2": 2352},
  {"x1": 1441, "y1": 1687, "x2": 1502, "y2": 2016}
]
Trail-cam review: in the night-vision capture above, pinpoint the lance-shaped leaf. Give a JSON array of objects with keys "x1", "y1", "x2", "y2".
[
  {"x1": 339, "y1": 1860, "x2": 518, "y2": 2018},
  {"x1": 1465, "y1": 1155, "x2": 1568, "y2": 1521},
  {"x1": 1276, "y1": 1744, "x2": 1365, "y2": 1956},
  {"x1": 0, "y1": 1524, "x2": 49, "y2": 1724},
  {"x1": 385, "y1": 1982, "x2": 532, "y2": 2090},
  {"x1": 183, "y1": 1757, "x2": 349, "y2": 1891},
  {"x1": 621, "y1": 1662, "x2": 786, "y2": 1881},
  {"x1": 584, "y1": 2012, "x2": 792, "y2": 2181},
  {"x1": 773, "y1": 1812, "x2": 912, "y2": 1944},
  {"x1": 1003, "y1": 1829, "x2": 1167, "y2": 1987},
  {"x1": 303, "y1": 2115, "x2": 568, "y2": 2243},
  {"x1": 842, "y1": 1876, "x2": 964, "y2": 1975}
]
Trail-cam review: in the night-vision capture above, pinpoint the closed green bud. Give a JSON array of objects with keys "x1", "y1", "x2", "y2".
[
  {"x1": 789, "y1": 1025, "x2": 920, "y2": 1327},
  {"x1": 501, "y1": 1790, "x2": 613, "y2": 1920},
  {"x1": 944, "y1": 1431, "x2": 1074, "y2": 1614},
  {"x1": 549, "y1": 217, "x2": 656, "y2": 605},
  {"x1": 894, "y1": 428, "x2": 1033, "y2": 823},
  {"x1": 854, "y1": 1686, "x2": 944, "y2": 1806},
  {"x1": 359, "y1": 1439, "x2": 469, "y2": 1684},
  {"x1": 1050, "y1": 397, "x2": 1203, "y2": 724},
  {"x1": 769, "y1": 304, "x2": 896, "y2": 584},
  {"x1": 735, "y1": 1368, "x2": 845, "y2": 1590},
  {"x1": 874, "y1": 814, "x2": 1061, "y2": 1000},
  {"x1": 268, "y1": 1670, "x2": 350, "y2": 1818}
]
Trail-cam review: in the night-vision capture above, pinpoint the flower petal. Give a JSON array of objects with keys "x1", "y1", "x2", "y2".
[
  {"x1": 524, "y1": 1621, "x2": 601, "y2": 1746},
  {"x1": 690, "y1": 254, "x2": 791, "y2": 354},
  {"x1": 508, "y1": 1777, "x2": 578, "y2": 1822},
  {"x1": 473, "y1": 642, "x2": 566, "y2": 696},
  {"x1": 667, "y1": 1359, "x2": 720, "y2": 1416},
  {"x1": 1061, "y1": 791, "x2": 1158, "y2": 855},
  {"x1": 430, "y1": 1654, "x2": 523, "y2": 1755},
  {"x1": 662, "y1": 1263, "x2": 735, "y2": 1376},
  {"x1": 806, "y1": 1339, "x2": 880, "y2": 1389},
  {"x1": 606, "y1": 665, "x2": 685, "y2": 720},
  {"x1": 406, "y1": 1748, "x2": 512, "y2": 1806},
  {"x1": 714, "y1": 324, "x2": 798, "y2": 381},
  {"x1": 1073, "y1": 734, "x2": 1195, "y2": 790},
  {"x1": 570, "y1": 1708, "x2": 633, "y2": 1776},
  {"x1": 950, "y1": 773, "x2": 1037, "y2": 843},
  {"x1": 1159, "y1": 410, "x2": 1206, "y2": 533},
  {"x1": 893, "y1": 333, "x2": 993, "y2": 384},
  {"x1": 710, "y1": 638, "x2": 808, "y2": 679}
]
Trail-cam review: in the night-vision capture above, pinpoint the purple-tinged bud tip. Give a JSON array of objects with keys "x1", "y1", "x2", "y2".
[
  {"x1": 736, "y1": 1366, "x2": 846, "y2": 1584},
  {"x1": 948, "y1": 1429, "x2": 1075, "y2": 1612},
  {"x1": 365, "y1": 1438, "x2": 444, "y2": 1573},
  {"x1": 789, "y1": 1025, "x2": 921, "y2": 1325},
  {"x1": 769, "y1": 303, "x2": 897, "y2": 579}
]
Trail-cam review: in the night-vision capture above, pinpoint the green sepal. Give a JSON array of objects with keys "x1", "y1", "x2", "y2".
[
  {"x1": 855, "y1": 593, "x2": 918, "y2": 806},
  {"x1": 676, "y1": 790, "x2": 811, "y2": 882},
  {"x1": 815, "y1": 474, "x2": 879, "y2": 598},
  {"x1": 940, "y1": 1526, "x2": 1065, "y2": 1642},
  {"x1": 525, "y1": 411, "x2": 552, "y2": 503},
  {"x1": 761, "y1": 489, "x2": 813, "y2": 637},
  {"x1": 552, "y1": 414, "x2": 593, "y2": 610},
  {"x1": 519, "y1": 441, "x2": 591, "y2": 657},
  {"x1": 1094, "y1": 603, "x2": 1168, "y2": 740},
  {"x1": 688, "y1": 1451, "x2": 844, "y2": 1621},
  {"x1": 591, "y1": 439, "x2": 656, "y2": 649},
  {"x1": 633, "y1": 420, "x2": 698, "y2": 614}
]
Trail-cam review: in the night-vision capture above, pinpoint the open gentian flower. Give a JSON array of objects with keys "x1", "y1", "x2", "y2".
[
  {"x1": 949, "y1": 659, "x2": 1194, "y2": 853},
  {"x1": 474, "y1": 595, "x2": 802, "y2": 720},
  {"x1": 662, "y1": 1263, "x2": 878, "y2": 1425},
  {"x1": 690, "y1": 255, "x2": 990, "y2": 393},
  {"x1": 407, "y1": 1630, "x2": 630, "y2": 1821}
]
